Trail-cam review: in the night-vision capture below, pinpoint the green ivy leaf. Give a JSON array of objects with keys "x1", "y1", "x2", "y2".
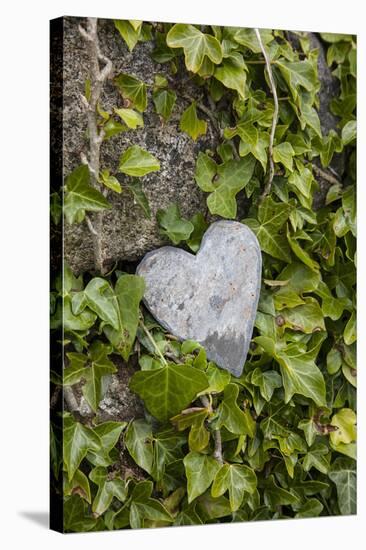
[
  {"x1": 276, "y1": 59, "x2": 318, "y2": 104},
  {"x1": 90, "y1": 467, "x2": 129, "y2": 516},
  {"x1": 130, "y1": 363, "x2": 209, "y2": 422},
  {"x1": 217, "y1": 383, "x2": 256, "y2": 436},
  {"x1": 86, "y1": 421, "x2": 127, "y2": 467},
  {"x1": 63, "y1": 414, "x2": 101, "y2": 481},
  {"x1": 328, "y1": 457, "x2": 356, "y2": 515},
  {"x1": 125, "y1": 180, "x2": 151, "y2": 219},
  {"x1": 211, "y1": 463, "x2": 257, "y2": 511},
  {"x1": 303, "y1": 444, "x2": 330, "y2": 474},
  {"x1": 153, "y1": 89, "x2": 177, "y2": 121},
  {"x1": 114, "y1": 107, "x2": 144, "y2": 129},
  {"x1": 250, "y1": 368, "x2": 282, "y2": 401},
  {"x1": 84, "y1": 274, "x2": 145, "y2": 361},
  {"x1": 64, "y1": 495, "x2": 96, "y2": 532},
  {"x1": 244, "y1": 197, "x2": 292, "y2": 262},
  {"x1": 125, "y1": 420, "x2": 154, "y2": 475},
  {"x1": 184, "y1": 451, "x2": 221, "y2": 502},
  {"x1": 64, "y1": 165, "x2": 111, "y2": 224},
  {"x1": 273, "y1": 142, "x2": 295, "y2": 171},
  {"x1": 114, "y1": 20, "x2": 141, "y2": 51},
  {"x1": 157, "y1": 203, "x2": 194, "y2": 244},
  {"x1": 99, "y1": 169, "x2": 122, "y2": 193},
  {"x1": 118, "y1": 145, "x2": 160, "y2": 177},
  {"x1": 194, "y1": 152, "x2": 217, "y2": 192},
  {"x1": 206, "y1": 157, "x2": 256, "y2": 219},
  {"x1": 64, "y1": 341, "x2": 117, "y2": 412},
  {"x1": 167, "y1": 24, "x2": 222, "y2": 73},
  {"x1": 214, "y1": 55, "x2": 247, "y2": 98},
  {"x1": 114, "y1": 73, "x2": 147, "y2": 112},
  {"x1": 180, "y1": 101, "x2": 207, "y2": 141},
  {"x1": 256, "y1": 337, "x2": 326, "y2": 406}
]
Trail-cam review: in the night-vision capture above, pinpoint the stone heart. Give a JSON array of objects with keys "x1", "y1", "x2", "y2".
[{"x1": 136, "y1": 220, "x2": 262, "y2": 376}]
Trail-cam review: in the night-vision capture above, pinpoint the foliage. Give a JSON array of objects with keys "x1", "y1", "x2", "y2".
[{"x1": 53, "y1": 21, "x2": 357, "y2": 532}]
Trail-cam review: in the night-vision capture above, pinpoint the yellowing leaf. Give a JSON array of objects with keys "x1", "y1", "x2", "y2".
[
  {"x1": 330, "y1": 408, "x2": 357, "y2": 446},
  {"x1": 118, "y1": 145, "x2": 160, "y2": 177}
]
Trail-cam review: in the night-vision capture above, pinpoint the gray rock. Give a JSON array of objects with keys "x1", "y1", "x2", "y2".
[
  {"x1": 61, "y1": 17, "x2": 219, "y2": 274},
  {"x1": 137, "y1": 221, "x2": 262, "y2": 376}
]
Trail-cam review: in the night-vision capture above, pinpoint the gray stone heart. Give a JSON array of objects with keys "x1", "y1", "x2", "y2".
[{"x1": 136, "y1": 220, "x2": 262, "y2": 377}]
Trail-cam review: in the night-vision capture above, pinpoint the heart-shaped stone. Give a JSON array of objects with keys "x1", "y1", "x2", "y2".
[{"x1": 136, "y1": 220, "x2": 262, "y2": 377}]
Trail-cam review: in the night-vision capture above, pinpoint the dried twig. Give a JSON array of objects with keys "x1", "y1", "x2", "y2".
[
  {"x1": 254, "y1": 28, "x2": 279, "y2": 201},
  {"x1": 309, "y1": 162, "x2": 342, "y2": 187},
  {"x1": 212, "y1": 429, "x2": 224, "y2": 465},
  {"x1": 79, "y1": 18, "x2": 113, "y2": 274}
]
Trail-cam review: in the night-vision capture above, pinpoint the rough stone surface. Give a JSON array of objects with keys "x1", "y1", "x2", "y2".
[
  {"x1": 137, "y1": 221, "x2": 262, "y2": 377},
  {"x1": 62, "y1": 16, "x2": 219, "y2": 274}
]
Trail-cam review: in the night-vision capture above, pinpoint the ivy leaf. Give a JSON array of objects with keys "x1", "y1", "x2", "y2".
[
  {"x1": 125, "y1": 419, "x2": 154, "y2": 475},
  {"x1": 273, "y1": 142, "x2": 295, "y2": 171},
  {"x1": 114, "y1": 73, "x2": 147, "y2": 112},
  {"x1": 263, "y1": 475, "x2": 300, "y2": 509},
  {"x1": 214, "y1": 55, "x2": 247, "y2": 98},
  {"x1": 89, "y1": 467, "x2": 128, "y2": 516},
  {"x1": 153, "y1": 89, "x2": 177, "y2": 121},
  {"x1": 118, "y1": 145, "x2": 160, "y2": 177},
  {"x1": 206, "y1": 157, "x2": 256, "y2": 219},
  {"x1": 64, "y1": 165, "x2": 111, "y2": 224},
  {"x1": 99, "y1": 169, "x2": 122, "y2": 194},
  {"x1": 342, "y1": 120, "x2": 356, "y2": 145},
  {"x1": 84, "y1": 274, "x2": 145, "y2": 361},
  {"x1": 303, "y1": 444, "x2": 330, "y2": 474},
  {"x1": 125, "y1": 180, "x2": 151, "y2": 219},
  {"x1": 64, "y1": 341, "x2": 117, "y2": 412},
  {"x1": 63, "y1": 414, "x2": 101, "y2": 481},
  {"x1": 171, "y1": 408, "x2": 210, "y2": 453},
  {"x1": 157, "y1": 203, "x2": 194, "y2": 244},
  {"x1": 64, "y1": 469, "x2": 91, "y2": 503},
  {"x1": 234, "y1": 28, "x2": 274, "y2": 53},
  {"x1": 187, "y1": 212, "x2": 209, "y2": 252},
  {"x1": 244, "y1": 196, "x2": 292, "y2": 262},
  {"x1": 167, "y1": 24, "x2": 222, "y2": 73},
  {"x1": 330, "y1": 408, "x2": 357, "y2": 446},
  {"x1": 217, "y1": 383, "x2": 256, "y2": 436},
  {"x1": 281, "y1": 299, "x2": 325, "y2": 333},
  {"x1": 64, "y1": 495, "x2": 96, "y2": 532},
  {"x1": 328, "y1": 457, "x2": 356, "y2": 515},
  {"x1": 295, "y1": 498, "x2": 323, "y2": 518},
  {"x1": 276, "y1": 59, "x2": 318, "y2": 104},
  {"x1": 86, "y1": 421, "x2": 127, "y2": 466},
  {"x1": 256, "y1": 337, "x2": 326, "y2": 406},
  {"x1": 114, "y1": 20, "x2": 141, "y2": 51},
  {"x1": 250, "y1": 368, "x2": 282, "y2": 401},
  {"x1": 211, "y1": 463, "x2": 257, "y2": 511},
  {"x1": 114, "y1": 107, "x2": 144, "y2": 129},
  {"x1": 184, "y1": 451, "x2": 220, "y2": 502},
  {"x1": 180, "y1": 102, "x2": 207, "y2": 141},
  {"x1": 129, "y1": 363, "x2": 209, "y2": 422},
  {"x1": 194, "y1": 152, "x2": 217, "y2": 192}
]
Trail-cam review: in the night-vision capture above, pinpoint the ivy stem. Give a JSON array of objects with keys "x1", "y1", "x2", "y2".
[
  {"x1": 139, "y1": 320, "x2": 168, "y2": 366},
  {"x1": 79, "y1": 18, "x2": 113, "y2": 274},
  {"x1": 200, "y1": 395, "x2": 223, "y2": 464},
  {"x1": 254, "y1": 28, "x2": 279, "y2": 202}
]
